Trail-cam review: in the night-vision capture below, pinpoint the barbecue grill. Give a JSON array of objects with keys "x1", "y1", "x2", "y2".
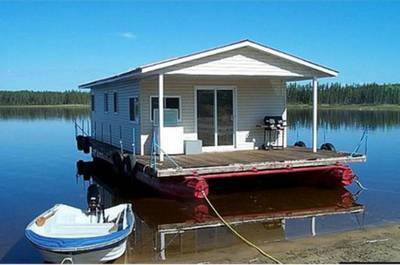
[{"x1": 256, "y1": 116, "x2": 286, "y2": 150}]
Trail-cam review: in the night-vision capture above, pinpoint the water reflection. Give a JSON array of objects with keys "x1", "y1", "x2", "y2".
[
  {"x1": 0, "y1": 107, "x2": 89, "y2": 121},
  {"x1": 77, "y1": 161, "x2": 364, "y2": 263},
  {"x1": 288, "y1": 108, "x2": 400, "y2": 130},
  {"x1": 0, "y1": 107, "x2": 398, "y2": 263}
]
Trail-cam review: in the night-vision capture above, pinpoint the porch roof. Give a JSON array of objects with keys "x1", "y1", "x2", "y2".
[{"x1": 79, "y1": 39, "x2": 338, "y2": 89}]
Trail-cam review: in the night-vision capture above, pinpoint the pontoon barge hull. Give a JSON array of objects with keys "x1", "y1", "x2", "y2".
[{"x1": 85, "y1": 138, "x2": 366, "y2": 199}]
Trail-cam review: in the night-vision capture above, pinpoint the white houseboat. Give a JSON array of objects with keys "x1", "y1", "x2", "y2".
[{"x1": 78, "y1": 40, "x2": 366, "y2": 198}]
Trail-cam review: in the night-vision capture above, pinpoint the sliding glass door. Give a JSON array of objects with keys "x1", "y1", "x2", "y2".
[
  {"x1": 197, "y1": 88, "x2": 234, "y2": 149},
  {"x1": 197, "y1": 90, "x2": 215, "y2": 147}
]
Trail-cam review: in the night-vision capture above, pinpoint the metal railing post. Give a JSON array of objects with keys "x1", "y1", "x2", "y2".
[
  {"x1": 151, "y1": 125, "x2": 157, "y2": 170},
  {"x1": 81, "y1": 120, "x2": 85, "y2": 135},
  {"x1": 74, "y1": 120, "x2": 78, "y2": 137},
  {"x1": 120, "y1": 140, "x2": 124, "y2": 154}
]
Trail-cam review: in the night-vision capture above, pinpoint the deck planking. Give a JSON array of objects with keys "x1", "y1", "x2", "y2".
[
  {"x1": 89, "y1": 139, "x2": 366, "y2": 178},
  {"x1": 136, "y1": 147, "x2": 366, "y2": 178}
]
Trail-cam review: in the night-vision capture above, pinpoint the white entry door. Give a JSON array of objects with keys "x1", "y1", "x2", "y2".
[{"x1": 196, "y1": 88, "x2": 235, "y2": 151}]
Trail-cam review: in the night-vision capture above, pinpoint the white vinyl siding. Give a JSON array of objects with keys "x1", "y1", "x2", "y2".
[
  {"x1": 90, "y1": 76, "x2": 286, "y2": 156},
  {"x1": 236, "y1": 79, "x2": 286, "y2": 150},
  {"x1": 140, "y1": 77, "x2": 194, "y2": 154},
  {"x1": 79, "y1": 40, "x2": 336, "y2": 89},
  {"x1": 165, "y1": 47, "x2": 323, "y2": 78},
  {"x1": 140, "y1": 75, "x2": 286, "y2": 154},
  {"x1": 90, "y1": 79, "x2": 141, "y2": 154}
]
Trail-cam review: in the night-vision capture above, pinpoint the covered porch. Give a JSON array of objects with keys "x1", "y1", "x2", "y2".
[
  {"x1": 148, "y1": 41, "x2": 338, "y2": 161},
  {"x1": 153, "y1": 74, "x2": 321, "y2": 162}
]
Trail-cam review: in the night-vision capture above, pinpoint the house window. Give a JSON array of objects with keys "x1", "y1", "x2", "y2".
[
  {"x1": 104, "y1": 93, "x2": 109, "y2": 112},
  {"x1": 113, "y1": 92, "x2": 118, "y2": 113},
  {"x1": 129, "y1": 97, "x2": 140, "y2": 122},
  {"x1": 150, "y1": 96, "x2": 181, "y2": 122},
  {"x1": 91, "y1": 95, "x2": 95, "y2": 111}
]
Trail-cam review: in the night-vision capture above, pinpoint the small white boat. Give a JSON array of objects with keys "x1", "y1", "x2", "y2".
[{"x1": 25, "y1": 203, "x2": 134, "y2": 263}]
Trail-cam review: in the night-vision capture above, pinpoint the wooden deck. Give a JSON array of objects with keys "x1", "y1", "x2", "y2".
[{"x1": 136, "y1": 147, "x2": 366, "y2": 177}]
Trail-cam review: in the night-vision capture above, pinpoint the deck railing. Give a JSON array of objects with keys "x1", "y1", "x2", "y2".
[{"x1": 74, "y1": 119, "x2": 91, "y2": 137}]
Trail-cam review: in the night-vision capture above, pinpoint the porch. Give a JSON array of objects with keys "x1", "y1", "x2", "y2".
[
  {"x1": 136, "y1": 147, "x2": 366, "y2": 178},
  {"x1": 138, "y1": 41, "x2": 336, "y2": 160}
]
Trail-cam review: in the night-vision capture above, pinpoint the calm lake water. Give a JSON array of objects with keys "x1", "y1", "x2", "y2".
[{"x1": 0, "y1": 107, "x2": 399, "y2": 263}]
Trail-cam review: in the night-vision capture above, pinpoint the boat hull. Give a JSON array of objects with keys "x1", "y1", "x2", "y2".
[
  {"x1": 36, "y1": 239, "x2": 127, "y2": 263},
  {"x1": 135, "y1": 164, "x2": 355, "y2": 199},
  {"x1": 25, "y1": 204, "x2": 134, "y2": 263}
]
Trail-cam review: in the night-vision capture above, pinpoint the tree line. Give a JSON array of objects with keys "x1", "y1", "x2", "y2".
[
  {"x1": 1, "y1": 83, "x2": 400, "y2": 106},
  {"x1": 287, "y1": 83, "x2": 400, "y2": 105},
  {"x1": 0, "y1": 90, "x2": 89, "y2": 105}
]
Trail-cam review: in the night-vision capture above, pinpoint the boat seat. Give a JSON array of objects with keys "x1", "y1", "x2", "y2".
[{"x1": 48, "y1": 224, "x2": 114, "y2": 237}]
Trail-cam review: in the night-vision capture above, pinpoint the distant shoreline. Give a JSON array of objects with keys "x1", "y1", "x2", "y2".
[
  {"x1": 288, "y1": 104, "x2": 400, "y2": 111},
  {"x1": 0, "y1": 104, "x2": 89, "y2": 108},
  {"x1": 1, "y1": 103, "x2": 400, "y2": 111}
]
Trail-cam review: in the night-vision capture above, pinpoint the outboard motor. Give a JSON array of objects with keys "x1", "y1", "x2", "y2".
[{"x1": 87, "y1": 184, "x2": 104, "y2": 222}]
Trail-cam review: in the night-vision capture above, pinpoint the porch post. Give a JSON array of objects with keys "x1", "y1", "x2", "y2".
[
  {"x1": 311, "y1": 216, "x2": 316, "y2": 236},
  {"x1": 158, "y1": 74, "x2": 164, "y2": 161},
  {"x1": 312, "y1": 77, "x2": 318, "y2": 153}
]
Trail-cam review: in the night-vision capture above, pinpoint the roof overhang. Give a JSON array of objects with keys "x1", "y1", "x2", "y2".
[{"x1": 79, "y1": 39, "x2": 338, "y2": 89}]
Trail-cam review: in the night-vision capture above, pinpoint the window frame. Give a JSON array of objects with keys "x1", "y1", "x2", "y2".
[
  {"x1": 129, "y1": 96, "x2": 140, "y2": 123},
  {"x1": 113, "y1": 91, "x2": 118, "y2": 114},
  {"x1": 149, "y1": 95, "x2": 182, "y2": 122},
  {"x1": 91, "y1": 94, "x2": 95, "y2": 112},
  {"x1": 104, "y1": 92, "x2": 109, "y2": 113}
]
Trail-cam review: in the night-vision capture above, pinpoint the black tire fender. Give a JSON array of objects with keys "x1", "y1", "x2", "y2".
[
  {"x1": 320, "y1": 143, "x2": 336, "y2": 152},
  {"x1": 122, "y1": 154, "x2": 136, "y2": 177},
  {"x1": 76, "y1": 160, "x2": 85, "y2": 175},
  {"x1": 294, "y1": 141, "x2": 306, "y2": 148},
  {"x1": 76, "y1": 136, "x2": 84, "y2": 151},
  {"x1": 111, "y1": 152, "x2": 123, "y2": 175}
]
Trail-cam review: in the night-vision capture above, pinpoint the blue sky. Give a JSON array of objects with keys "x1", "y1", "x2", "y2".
[{"x1": 1, "y1": 1, "x2": 399, "y2": 91}]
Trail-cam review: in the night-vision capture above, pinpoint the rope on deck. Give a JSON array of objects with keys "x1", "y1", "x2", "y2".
[{"x1": 201, "y1": 190, "x2": 283, "y2": 264}]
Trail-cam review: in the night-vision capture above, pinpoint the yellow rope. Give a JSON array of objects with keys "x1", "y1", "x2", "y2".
[{"x1": 201, "y1": 191, "x2": 283, "y2": 264}]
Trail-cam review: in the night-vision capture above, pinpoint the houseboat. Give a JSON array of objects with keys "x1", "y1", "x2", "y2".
[{"x1": 77, "y1": 39, "x2": 366, "y2": 198}]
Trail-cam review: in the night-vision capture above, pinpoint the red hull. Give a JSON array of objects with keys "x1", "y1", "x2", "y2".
[{"x1": 135, "y1": 164, "x2": 355, "y2": 199}]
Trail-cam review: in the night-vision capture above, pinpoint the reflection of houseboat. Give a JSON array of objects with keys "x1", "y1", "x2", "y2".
[
  {"x1": 77, "y1": 40, "x2": 366, "y2": 198},
  {"x1": 86, "y1": 173, "x2": 364, "y2": 262}
]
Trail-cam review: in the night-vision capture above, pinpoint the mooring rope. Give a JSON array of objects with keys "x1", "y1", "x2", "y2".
[{"x1": 201, "y1": 191, "x2": 283, "y2": 264}]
